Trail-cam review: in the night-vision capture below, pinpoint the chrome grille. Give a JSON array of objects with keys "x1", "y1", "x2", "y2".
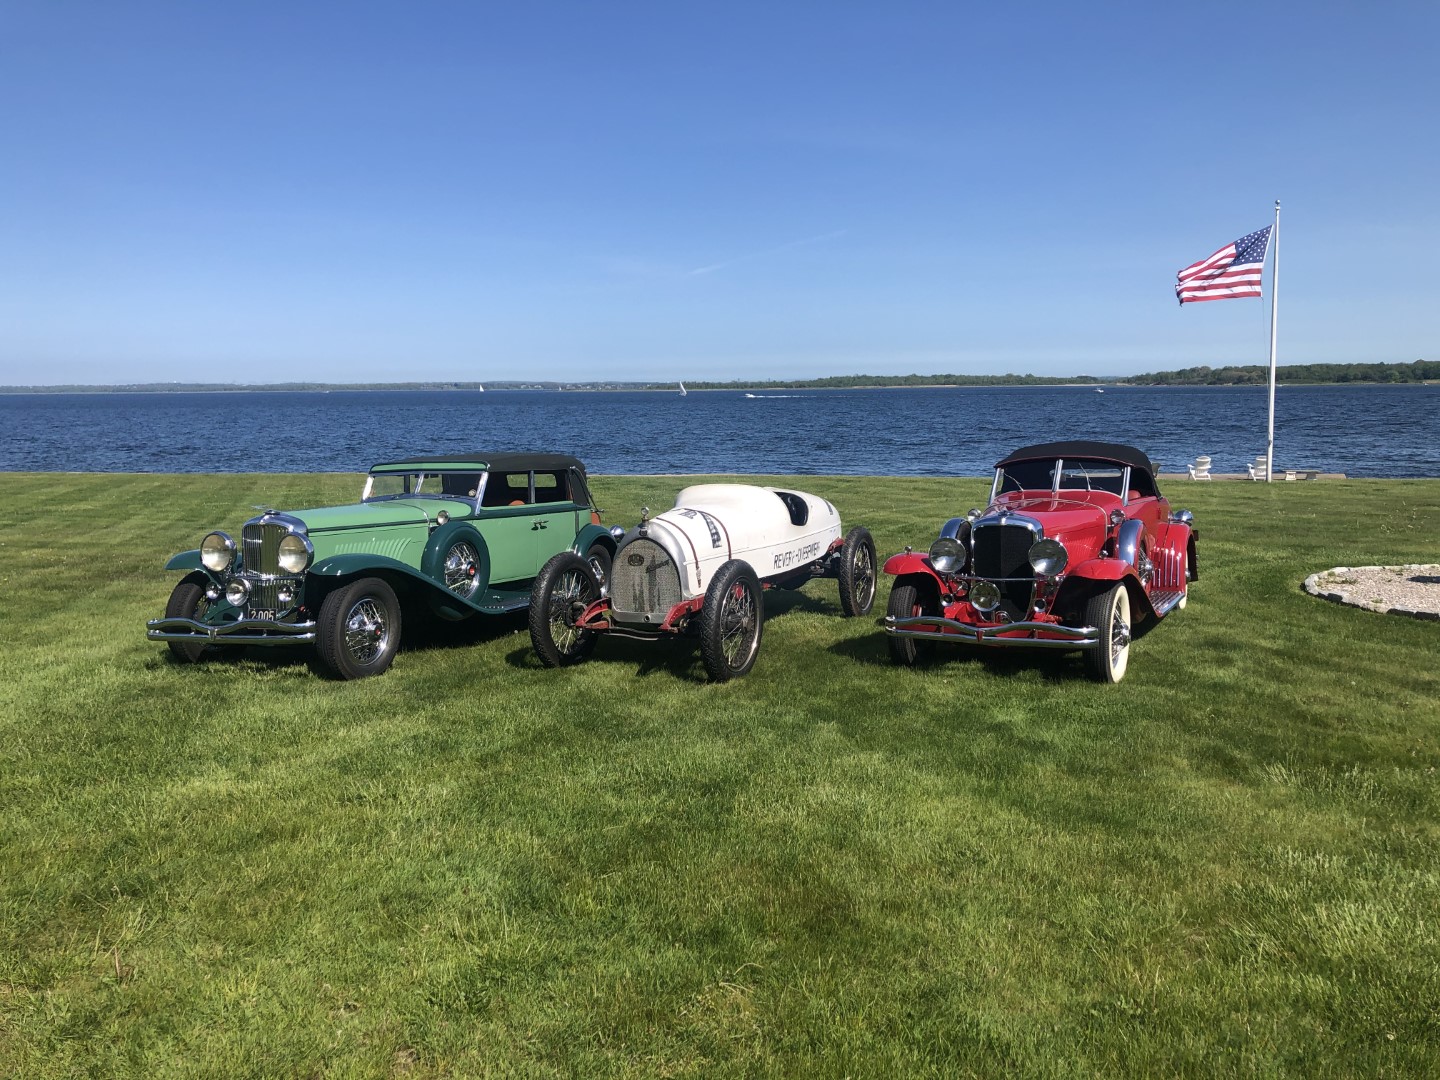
[
  {"x1": 972, "y1": 523, "x2": 1035, "y2": 614},
  {"x1": 242, "y1": 522, "x2": 287, "y2": 576},
  {"x1": 611, "y1": 538, "x2": 683, "y2": 616}
]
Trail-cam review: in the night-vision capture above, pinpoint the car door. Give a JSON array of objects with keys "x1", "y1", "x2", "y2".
[{"x1": 476, "y1": 471, "x2": 547, "y2": 584}]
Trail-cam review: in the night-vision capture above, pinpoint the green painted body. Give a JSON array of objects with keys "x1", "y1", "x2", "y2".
[{"x1": 160, "y1": 461, "x2": 616, "y2": 629}]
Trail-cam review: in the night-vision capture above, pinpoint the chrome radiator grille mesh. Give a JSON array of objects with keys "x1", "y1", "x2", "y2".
[
  {"x1": 243, "y1": 522, "x2": 286, "y2": 576},
  {"x1": 972, "y1": 523, "x2": 1035, "y2": 613},
  {"x1": 611, "y1": 538, "x2": 684, "y2": 615}
]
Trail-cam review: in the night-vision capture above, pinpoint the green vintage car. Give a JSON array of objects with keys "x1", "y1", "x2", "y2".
[{"x1": 147, "y1": 453, "x2": 616, "y2": 679}]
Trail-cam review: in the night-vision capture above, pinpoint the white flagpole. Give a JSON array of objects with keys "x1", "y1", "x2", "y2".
[{"x1": 1265, "y1": 200, "x2": 1281, "y2": 482}]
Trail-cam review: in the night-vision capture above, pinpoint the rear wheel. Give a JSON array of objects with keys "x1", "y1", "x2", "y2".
[
  {"x1": 699, "y1": 560, "x2": 764, "y2": 682},
  {"x1": 163, "y1": 574, "x2": 216, "y2": 664},
  {"x1": 1084, "y1": 584, "x2": 1131, "y2": 683},
  {"x1": 529, "y1": 552, "x2": 600, "y2": 667},
  {"x1": 837, "y1": 526, "x2": 877, "y2": 616},
  {"x1": 317, "y1": 577, "x2": 401, "y2": 680},
  {"x1": 886, "y1": 581, "x2": 937, "y2": 667}
]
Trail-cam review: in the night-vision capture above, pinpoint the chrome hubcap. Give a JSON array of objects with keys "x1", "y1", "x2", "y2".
[
  {"x1": 443, "y1": 542, "x2": 479, "y2": 597},
  {"x1": 344, "y1": 598, "x2": 388, "y2": 665}
]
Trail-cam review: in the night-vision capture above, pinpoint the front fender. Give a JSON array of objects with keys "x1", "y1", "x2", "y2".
[
  {"x1": 1067, "y1": 557, "x2": 1133, "y2": 582},
  {"x1": 308, "y1": 552, "x2": 496, "y2": 615},
  {"x1": 883, "y1": 551, "x2": 940, "y2": 581},
  {"x1": 164, "y1": 549, "x2": 206, "y2": 572}
]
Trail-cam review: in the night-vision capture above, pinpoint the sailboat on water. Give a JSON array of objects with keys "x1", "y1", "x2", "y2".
[
  {"x1": 478, "y1": 383, "x2": 485, "y2": 393},
  {"x1": 678, "y1": 381, "x2": 687, "y2": 396}
]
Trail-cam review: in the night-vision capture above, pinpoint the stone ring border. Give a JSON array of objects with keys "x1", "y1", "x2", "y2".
[{"x1": 1303, "y1": 565, "x2": 1440, "y2": 622}]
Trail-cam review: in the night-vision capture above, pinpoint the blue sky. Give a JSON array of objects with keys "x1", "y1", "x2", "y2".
[{"x1": 2, "y1": 2, "x2": 1436, "y2": 385}]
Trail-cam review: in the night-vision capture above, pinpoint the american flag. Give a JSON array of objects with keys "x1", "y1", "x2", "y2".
[{"x1": 1175, "y1": 225, "x2": 1272, "y2": 304}]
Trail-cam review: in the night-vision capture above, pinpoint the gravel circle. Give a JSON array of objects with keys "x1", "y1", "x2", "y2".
[{"x1": 1304, "y1": 565, "x2": 1440, "y2": 621}]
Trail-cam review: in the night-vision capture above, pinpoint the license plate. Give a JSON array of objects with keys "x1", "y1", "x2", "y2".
[{"x1": 251, "y1": 609, "x2": 276, "y2": 622}]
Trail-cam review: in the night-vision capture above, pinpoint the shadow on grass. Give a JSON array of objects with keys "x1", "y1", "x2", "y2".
[
  {"x1": 827, "y1": 632, "x2": 1078, "y2": 683},
  {"x1": 148, "y1": 607, "x2": 533, "y2": 678}
]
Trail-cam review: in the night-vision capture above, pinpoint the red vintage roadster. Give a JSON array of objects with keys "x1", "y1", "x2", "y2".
[{"x1": 882, "y1": 441, "x2": 1197, "y2": 682}]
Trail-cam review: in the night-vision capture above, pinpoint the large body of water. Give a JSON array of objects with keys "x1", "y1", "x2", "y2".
[{"x1": 2, "y1": 384, "x2": 1436, "y2": 478}]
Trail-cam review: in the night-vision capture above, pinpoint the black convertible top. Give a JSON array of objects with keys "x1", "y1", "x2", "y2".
[
  {"x1": 377, "y1": 452, "x2": 587, "y2": 474},
  {"x1": 996, "y1": 441, "x2": 1154, "y2": 476}
]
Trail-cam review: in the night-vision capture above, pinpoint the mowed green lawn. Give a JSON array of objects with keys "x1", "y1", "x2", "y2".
[{"x1": 2, "y1": 472, "x2": 1438, "y2": 1078}]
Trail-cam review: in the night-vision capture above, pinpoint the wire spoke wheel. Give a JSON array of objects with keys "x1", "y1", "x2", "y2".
[
  {"x1": 529, "y1": 552, "x2": 600, "y2": 667},
  {"x1": 1084, "y1": 583, "x2": 1132, "y2": 683},
  {"x1": 317, "y1": 577, "x2": 402, "y2": 679},
  {"x1": 343, "y1": 597, "x2": 389, "y2": 665},
  {"x1": 700, "y1": 560, "x2": 764, "y2": 681},
  {"x1": 839, "y1": 526, "x2": 877, "y2": 616}
]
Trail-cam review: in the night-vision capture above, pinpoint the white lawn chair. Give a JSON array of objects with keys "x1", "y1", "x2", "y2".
[{"x1": 1187, "y1": 455, "x2": 1212, "y2": 481}]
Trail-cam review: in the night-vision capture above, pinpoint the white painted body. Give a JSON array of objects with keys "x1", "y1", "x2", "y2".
[{"x1": 640, "y1": 484, "x2": 842, "y2": 598}]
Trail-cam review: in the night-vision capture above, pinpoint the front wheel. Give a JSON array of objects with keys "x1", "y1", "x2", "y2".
[
  {"x1": 886, "y1": 581, "x2": 937, "y2": 667},
  {"x1": 529, "y1": 552, "x2": 600, "y2": 668},
  {"x1": 699, "y1": 560, "x2": 764, "y2": 682},
  {"x1": 164, "y1": 574, "x2": 216, "y2": 664},
  {"x1": 317, "y1": 577, "x2": 402, "y2": 680},
  {"x1": 1084, "y1": 584, "x2": 1132, "y2": 683},
  {"x1": 837, "y1": 526, "x2": 877, "y2": 617}
]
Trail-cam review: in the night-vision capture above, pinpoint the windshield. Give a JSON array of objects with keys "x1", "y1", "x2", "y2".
[
  {"x1": 363, "y1": 471, "x2": 482, "y2": 502},
  {"x1": 994, "y1": 459, "x2": 1134, "y2": 499}
]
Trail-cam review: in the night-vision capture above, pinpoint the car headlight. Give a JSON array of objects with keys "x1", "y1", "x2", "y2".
[
  {"x1": 969, "y1": 580, "x2": 1001, "y2": 614},
  {"x1": 277, "y1": 533, "x2": 313, "y2": 574},
  {"x1": 225, "y1": 578, "x2": 250, "y2": 607},
  {"x1": 928, "y1": 536, "x2": 965, "y2": 574},
  {"x1": 1028, "y1": 538, "x2": 1068, "y2": 576},
  {"x1": 201, "y1": 532, "x2": 235, "y2": 572}
]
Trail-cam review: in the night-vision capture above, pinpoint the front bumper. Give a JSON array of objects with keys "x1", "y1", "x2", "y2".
[
  {"x1": 882, "y1": 615, "x2": 1098, "y2": 649},
  {"x1": 146, "y1": 616, "x2": 317, "y2": 646}
]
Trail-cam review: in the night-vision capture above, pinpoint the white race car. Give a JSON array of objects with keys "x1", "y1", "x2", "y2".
[{"x1": 528, "y1": 484, "x2": 876, "y2": 681}]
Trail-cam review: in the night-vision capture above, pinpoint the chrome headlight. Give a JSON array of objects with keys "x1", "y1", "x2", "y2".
[
  {"x1": 928, "y1": 536, "x2": 965, "y2": 574},
  {"x1": 224, "y1": 578, "x2": 250, "y2": 607},
  {"x1": 277, "y1": 533, "x2": 313, "y2": 574},
  {"x1": 201, "y1": 532, "x2": 235, "y2": 572},
  {"x1": 969, "y1": 580, "x2": 1001, "y2": 614},
  {"x1": 1028, "y1": 538, "x2": 1068, "y2": 576}
]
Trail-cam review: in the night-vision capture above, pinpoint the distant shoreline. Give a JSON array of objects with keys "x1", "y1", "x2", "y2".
[{"x1": 1, "y1": 380, "x2": 1436, "y2": 395}]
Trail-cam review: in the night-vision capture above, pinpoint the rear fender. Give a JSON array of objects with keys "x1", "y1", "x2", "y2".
[{"x1": 572, "y1": 522, "x2": 617, "y2": 559}]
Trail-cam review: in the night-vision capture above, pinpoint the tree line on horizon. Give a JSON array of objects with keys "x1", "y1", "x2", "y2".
[{"x1": 2, "y1": 359, "x2": 1433, "y2": 393}]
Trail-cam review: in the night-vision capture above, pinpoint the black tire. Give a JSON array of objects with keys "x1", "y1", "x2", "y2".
[
  {"x1": 699, "y1": 560, "x2": 764, "y2": 682},
  {"x1": 164, "y1": 574, "x2": 216, "y2": 664},
  {"x1": 584, "y1": 543, "x2": 613, "y2": 595},
  {"x1": 1083, "y1": 583, "x2": 1132, "y2": 684},
  {"x1": 886, "y1": 581, "x2": 937, "y2": 667},
  {"x1": 529, "y1": 552, "x2": 600, "y2": 668},
  {"x1": 316, "y1": 577, "x2": 402, "y2": 680},
  {"x1": 837, "y1": 526, "x2": 877, "y2": 617},
  {"x1": 441, "y1": 539, "x2": 482, "y2": 599}
]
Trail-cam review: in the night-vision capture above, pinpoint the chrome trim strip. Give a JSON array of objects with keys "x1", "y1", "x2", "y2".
[
  {"x1": 882, "y1": 614, "x2": 1099, "y2": 648},
  {"x1": 146, "y1": 617, "x2": 318, "y2": 644}
]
